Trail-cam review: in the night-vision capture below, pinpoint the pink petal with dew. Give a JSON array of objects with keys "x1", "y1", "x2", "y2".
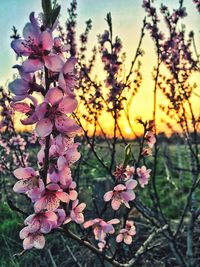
[
  {"x1": 23, "y1": 235, "x2": 34, "y2": 250},
  {"x1": 124, "y1": 235, "x2": 132, "y2": 245},
  {"x1": 45, "y1": 87, "x2": 63, "y2": 106},
  {"x1": 126, "y1": 179, "x2": 137, "y2": 190},
  {"x1": 104, "y1": 191, "x2": 113, "y2": 202},
  {"x1": 9, "y1": 79, "x2": 28, "y2": 96},
  {"x1": 63, "y1": 57, "x2": 77, "y2": 74},
  {"x1": 116, "y1": 234, "x2": 123, "y2": 243},
  {"x1": 44, "y1": 54, "x2": 63, "y2": 72},
  {"x1": 11, "y1": 102, "x2": 31, "y2": 113},
  {"x1": 41, "y1": 31, "x2": 53, "y2": 51},
  {"x1": 55, "y1": 115, "x2": 80, "y2": 133},
  {"x1": 36, "y1": 118, "x2": 53, "y2": 137},
  {"x1": 111, "y1": 198, "x2": 121, "y2": 210},
  {"x1": 58, "y1": 96, "x2": 78, "y2": 114},
  {"x1": 22, "y1": 58, "x2": 43, "y2": 73},
  {"x1": 14, "y1": 167, "x2": 36, "y2": 179},
  {"x1": 33, "y1": 234, "x2": 45, "y2": 249},
  {"x1": 56, "y1": 191, "x2": 70, "y2": 203}
]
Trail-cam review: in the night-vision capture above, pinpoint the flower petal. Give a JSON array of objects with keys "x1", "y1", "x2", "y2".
[
  {"x1": 45, "y1": 87, "x2": 63, "y2": 106},
  {"x1": 36, "y1": 118, "x2": 53, "y2": 137},
  {"x1": 41, "y1": 31, "x2": 53, "y2": 51},
  {"x1": 58, "y1": 96, "x2": 77, "y2": 114},
  {"x1": 33, "y1": 234, "x2": 45, "y2": 249},
  {"x1": 22, "y1": 59, "x2": 43, "y2": 73},
  {"x1": 55, "y1": 115, "x2": 80, "y2": 134},
  {"x1": 44, "y1": 55, "x2": 63, "y2": 72},
  {"x1": 104, "y1": 191, "x2": 113, "y2": 202},
  {"x1": 13, "y1": 167, "x2": 36, "y2": 179},
  {"x1": 63, "y1": 58, "x2": 77, "y2": 74},
  {"x1": 9, "y1": 79, "x2": 28, "y2": 96}
]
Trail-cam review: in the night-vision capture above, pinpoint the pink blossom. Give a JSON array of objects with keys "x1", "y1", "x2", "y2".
[
  {"x1": 11, "y1": 12, "x2": 63, "y2": 73},
  {"x1": 137, "y1": 166, "x2": 151, "y2": 187},
  {"x1": 13, "y1": 167, "x2": 44, "y2": 201},
  {"x1": 58, "y1": 57, "x2": 77, "y2": 96},
  {"x1": 21, "y1": 211, "x2": 58, "y2": 235},
  {"x1": 65, "y1": 199, "x2": 86, "y2": 224},
  {"x1": 8, "y1": 65, "x2": 34, "y2": 101},
  {"x1": 34, "y1": 183, "x2": 70, "y2": 212},
  {"x1": 104, "y1": 179, "x2": 137, "y2": 210},
  {"x1": 35, "y1": 87, "x2": 80, "y2": 137},
  {"x1": 116, "y1": 220, "x2": 136, "y2": 245},
  {"x1": 83, "y1": 218, "x2": 119, "y2": 248},
  {"x1": 20, "y1": 231, "x2": 45, "y2": 250}
]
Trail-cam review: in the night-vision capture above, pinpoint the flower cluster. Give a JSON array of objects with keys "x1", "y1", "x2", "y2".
[{"x1": 9, "y1": 9, "x2": 85, "y2": 250}]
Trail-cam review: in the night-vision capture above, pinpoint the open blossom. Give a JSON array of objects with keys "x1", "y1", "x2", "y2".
[
  {"x1": 58, "y1": 57, "x2": 77, "y2": 97},
  {"x1": 35, "y1": 87, "x2": 80, "y2": 137},
  {"x1": 20, "y1": 231, "x2": 45, "y2": 250},
  {"x1": 34, "y1": 183, "x2": 70, "y2": 212},
  {"x1": 116, "y1": 220, "x2": 136, "y2": 245},
  {"x1": 8, "y1": 65, "x2": 35, "y2": 102},
  {"x1": 13, "y1": 167, "x2": 44, "y2": 201},
  {"x1": 11, "y1": 12, "x2": 63, "y2": 73},
  {"x1": 104, "y1": 179, "x2": 137, "y2": 210},
  {"x1": 83, "y1": 218, "x2": 119, "y2": 249},
  {"x1": 137, "y1": 166, "x2": 151, "y2": 187},
  {"x1": 20, "y1": 211, "x2": 58, "y2": 237},
  {"x1": 65, "y1": 199, "x2": 86, "y2": 224}
]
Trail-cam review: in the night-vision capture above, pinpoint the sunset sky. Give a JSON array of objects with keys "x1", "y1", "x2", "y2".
[{"x1": 0, "y1": 0, "x2": 199, "y2": 136}]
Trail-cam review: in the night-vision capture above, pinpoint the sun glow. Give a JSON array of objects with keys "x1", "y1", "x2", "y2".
[{"x1": 124, "y1": 126, "x2": 132, "y2": 135}]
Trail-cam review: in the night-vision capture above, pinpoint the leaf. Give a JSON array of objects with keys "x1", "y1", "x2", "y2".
[
  {"x1": 124, "y1": 144, "x2": 132, "y2": 166},
  {"x1": 51, "y1": 5, "x2": 61, "y2": 26},
  {"x1": 42, "y1": 0, "x2": 52, "y2": 28},
  {"x1": 42, "y1": 0, "x2": 52, "y2": 15}
]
